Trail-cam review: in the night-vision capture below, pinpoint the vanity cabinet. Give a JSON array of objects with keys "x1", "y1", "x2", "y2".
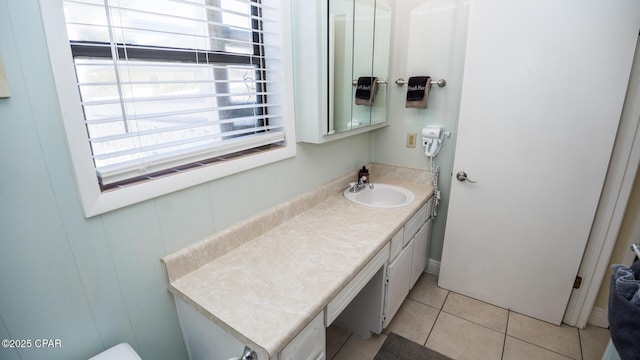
[
  {"x1": 176, "y1": 293, "x2": 326, "y2": 360},
  {"x1": 383, "y1": 198, "x2": 433, "y2": 328},
  {"x1": 279, "y1": 312, "x2": 325, "y2": 360},
  {"x1": 333, "y1": 198, "x2": 433, "y2": 331},
  {"x1": 174, "y1": 296, "x2": 249, "y2": 360},
  {"x1": 168, "y1": 188, "x2": 433, "y2": 360}
]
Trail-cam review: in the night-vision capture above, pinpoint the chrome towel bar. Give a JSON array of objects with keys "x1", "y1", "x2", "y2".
[
  {"x1": 351, "y1": 79, "x2": 388, "y2": 85},
  {"x1": 395, "y1": 78, "x2": 447, "y2": 88}
]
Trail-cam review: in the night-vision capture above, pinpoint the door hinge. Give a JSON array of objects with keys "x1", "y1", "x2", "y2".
[{"x1": 573, "y1": 276, "x2": 583, "y2": 289}]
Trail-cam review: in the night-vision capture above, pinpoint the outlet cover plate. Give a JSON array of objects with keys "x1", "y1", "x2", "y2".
[
  {"x1": 406, "y1": 132, "x2": 417, "y2": 148},
  {"x1": 0, "y1": 55, "x2": 9, "y2": 98}
]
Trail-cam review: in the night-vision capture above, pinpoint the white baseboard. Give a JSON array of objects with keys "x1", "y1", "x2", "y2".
[
  {"x1": 588, "y1": 306, "x2": 609, "y2": 328},
  {"x1": 426, "y1": 259, "x2": 440, "y2": 276}
]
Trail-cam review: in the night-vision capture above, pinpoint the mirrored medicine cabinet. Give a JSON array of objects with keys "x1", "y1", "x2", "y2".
[{"x1": 293, "y1": 0, "x2": 393, "y2": 143}]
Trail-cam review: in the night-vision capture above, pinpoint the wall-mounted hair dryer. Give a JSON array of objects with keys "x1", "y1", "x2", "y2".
[{"x1": 422, "y1": 126, "x2": 450, "y2": 157}]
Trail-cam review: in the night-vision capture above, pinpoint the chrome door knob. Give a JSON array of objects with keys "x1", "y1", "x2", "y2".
[{"x1": 456, "y1": 171, "x2": 477, "y2": 183}]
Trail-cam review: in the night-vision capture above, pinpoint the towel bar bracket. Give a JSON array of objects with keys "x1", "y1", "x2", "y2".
[{"x1": 395, "y1": 78, "x2": 446, "y2": 88}]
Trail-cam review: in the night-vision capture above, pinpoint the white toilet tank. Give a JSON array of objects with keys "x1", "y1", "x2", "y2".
[{"x1": 89, "y1": 343, "x2": 141, "y2": 360}]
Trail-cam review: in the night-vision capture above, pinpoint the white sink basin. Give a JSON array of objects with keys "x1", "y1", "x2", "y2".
[{"x1": 343, "y1": 183, "x2": 415, "y2": 209}]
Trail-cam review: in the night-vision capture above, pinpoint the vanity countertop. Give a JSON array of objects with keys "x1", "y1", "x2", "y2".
[{"x1": 166, "y1": 176, "x2": 433, "y2": 359}]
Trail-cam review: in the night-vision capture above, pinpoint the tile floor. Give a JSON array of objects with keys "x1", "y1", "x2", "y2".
[{"x1": 326, "y1": 274, "x2": 611, "y2": 360}]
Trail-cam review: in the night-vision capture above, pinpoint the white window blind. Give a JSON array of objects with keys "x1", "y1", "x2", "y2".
[{"x1": 61, "y1": 0, "x2": 286, "y2": 188}]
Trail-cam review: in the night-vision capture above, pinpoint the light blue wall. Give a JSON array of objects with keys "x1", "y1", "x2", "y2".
[
  {"x1": 373, "y1": 0, "x2": 469, "y2": 261},
  {"x1": 0, "y1": 1, "x2": 373, "y2": 359}
]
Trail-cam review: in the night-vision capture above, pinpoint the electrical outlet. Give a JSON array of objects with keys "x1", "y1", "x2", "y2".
[{"x1": 406, "y1": 132, "x2": 417, "y2": 148}]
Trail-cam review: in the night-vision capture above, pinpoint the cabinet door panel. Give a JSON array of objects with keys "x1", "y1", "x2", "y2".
[
  {"x1": 410, "y1": 219, "x2": 432, "y2": 289},
  {"x1": 383, "y1": 242, "x2": 413, "y2": 328}
]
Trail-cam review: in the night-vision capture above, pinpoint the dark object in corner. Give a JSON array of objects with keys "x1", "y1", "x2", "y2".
[
  {"x1": 608, "y1": 259, "x2": 640, "y2": 360},
  {"x1": 358, "y1": 165, "x2": 369, "y2": 183},
  {"x1": 374, "y1": 332, "x2": 452, "y2": 360}
]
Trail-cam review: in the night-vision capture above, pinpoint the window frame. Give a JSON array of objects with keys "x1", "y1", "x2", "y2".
[{"x1": 40, "y1": 0, "x2": 296, "y2": 217}]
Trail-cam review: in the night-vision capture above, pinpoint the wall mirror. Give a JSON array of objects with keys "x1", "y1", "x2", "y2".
[{"x1": 330, "y1": 0, "x2": 392, "y2": 134}]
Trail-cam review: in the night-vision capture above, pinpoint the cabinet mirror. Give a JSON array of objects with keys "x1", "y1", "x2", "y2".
[{"x1": 330, "y1": 0, "x2": 392, "y2": 134}]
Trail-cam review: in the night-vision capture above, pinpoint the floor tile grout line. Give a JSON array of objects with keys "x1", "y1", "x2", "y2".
[
  {"x1": 504, "y1": 334, "x2": 578, "y2": 360},
  {"x1": 577, "y1": 327, "x2": 584, "y2": 360},
  {"x1": 332, "y1": 272, "x2": 606, "y2": 360},
  {"x1": 422, "y1": 291, "x2": 450, "y2": 347},
  {"x1": 407, "y1": 296, "x2": 446, "y2": 312},
  {"x1": 424, "y1": 293, "x2": 578, "y2": 359},
  {"x1": 446, "y1": 290, "x2": 513, "y2": 312},
  {"x1": 439, "y1": 277, "x2": 587, "y2": 357},
  {"x1": 434, "y1": 305, "x2": 577, "y2": 360},
  {"x1": 501, "y1": 310, "x2": 510, "y2": 359},
  {"x1": 438, "y1": 308, "x2": 507, "y2": 335},
  {"x1": 436, "y1": 289, "x2": 584, "y2": 359},
  {"x1": 331, "y1": 309, "x2": 588, "y2": 360},
  {"x1": 507, "y1": 311, "x2": 583, "y2": 360},
  {"x1": 415, "y1": 287, "x2": 513, "y2": 333}
]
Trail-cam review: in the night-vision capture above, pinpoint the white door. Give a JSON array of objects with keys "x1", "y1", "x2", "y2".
[{"x1": 439, "y1": 1, "x2": 640, "y2": 325}]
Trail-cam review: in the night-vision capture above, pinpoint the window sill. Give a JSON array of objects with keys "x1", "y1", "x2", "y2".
[{"x1": 81, "y1": 145, "x2": 296, "y2": 217}]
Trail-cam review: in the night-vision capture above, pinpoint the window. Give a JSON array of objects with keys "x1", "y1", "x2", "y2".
[{"x1": 41, "y1": 0, "x2": 295, "y2": 216}]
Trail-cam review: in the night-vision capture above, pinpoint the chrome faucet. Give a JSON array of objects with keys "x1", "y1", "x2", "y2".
[
  {"x1": 349, "y1": 176, "x2": 374, "y2": 192},
  {"x1": 240, "y1": 346, "x2": 258, "y2": 360}
]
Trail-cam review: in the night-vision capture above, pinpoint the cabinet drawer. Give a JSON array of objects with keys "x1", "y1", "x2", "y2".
[
  {"x1": 403, "y1": 202, "x2": 428, "y2": 247},
  {"x1": 279, "y1": 311, "x2": 325, "y2": 360},
  {"x1": 389, "y1": 228, "x2": 404, "y2": 262},
  {"x1": 325, "y1": 243, "x2": 389, "y2": 325}
]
